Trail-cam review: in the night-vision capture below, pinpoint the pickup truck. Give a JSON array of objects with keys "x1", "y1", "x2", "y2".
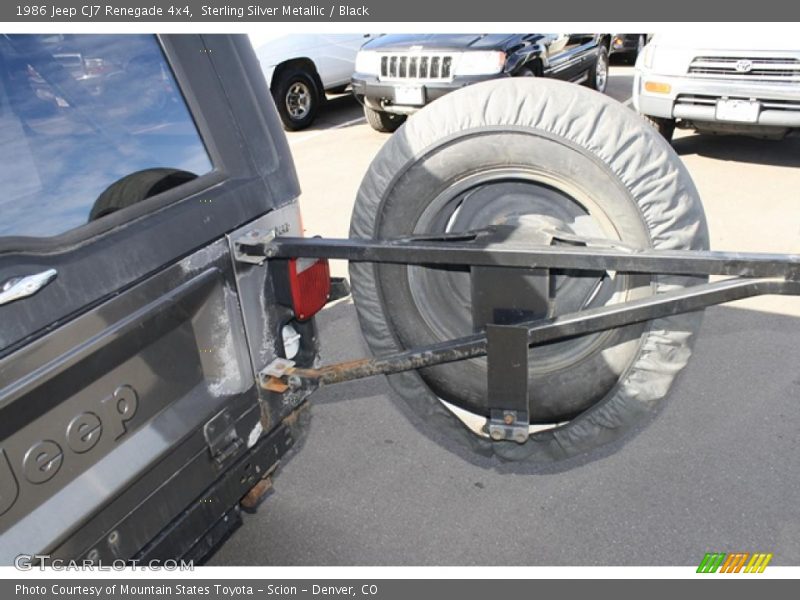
[{"x1": 633, "y1": 33, "x2": 800, "y2": 140}]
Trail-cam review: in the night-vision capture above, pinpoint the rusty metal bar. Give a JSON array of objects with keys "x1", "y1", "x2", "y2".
[{"x1": 262, "y1": 277, "x2": 800, "y2": 390}]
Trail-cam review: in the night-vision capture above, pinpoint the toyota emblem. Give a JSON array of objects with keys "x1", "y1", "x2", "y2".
[{"x1": 735, "y1": 59, "x2": 753, "y2": 73}]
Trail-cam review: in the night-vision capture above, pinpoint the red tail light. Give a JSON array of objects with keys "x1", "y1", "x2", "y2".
[{"x1": 287, "y1": 257, "x2": 330, "y2": 320}]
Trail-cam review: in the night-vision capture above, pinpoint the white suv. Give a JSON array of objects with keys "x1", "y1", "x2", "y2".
[
  {"x1": 250, "y1": 33, "x2": 377, "y2": 130},
  {"x1": 633, "y1": 33, "x2": 800, "y2": 141}
]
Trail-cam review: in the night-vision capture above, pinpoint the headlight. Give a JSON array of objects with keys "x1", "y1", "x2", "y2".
[
  {"x1": 636, "y1": 44, "x2": 694, "y2": 76},
  {"x1": 355, "y1": 50, "x2": 381, "y2": 75},
  {"x1": 454, "y1": 51, "x2": 506, "y2": 76},
  {"x1": 639, "y1": 43, "x2": 656, "y2": 69}
]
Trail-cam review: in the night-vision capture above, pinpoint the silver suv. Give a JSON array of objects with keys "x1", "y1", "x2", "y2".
[{"x1": 633, "y1": 33, "x2": 800, "y2": 141}]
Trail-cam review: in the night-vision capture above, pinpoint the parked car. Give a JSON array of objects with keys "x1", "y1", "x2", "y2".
[
  {"x1": 250, "y1": 33, "x2": 377, "y2": 130},
  {"x1": 609, "y1": 34, "x2": 649, "y2": 63},
  {"x1": 633, "y1": 33, "x2": 800, "y2": 141},
  {"x1": 351, "y1": 33, "x2": 610, "y2": 131}
]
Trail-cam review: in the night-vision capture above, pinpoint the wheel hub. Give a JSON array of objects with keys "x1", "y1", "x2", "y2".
[
  {"x1": 595, "y1": 56, "x2": 608, "y2": 91},
  {"x1": 400, "y1": 169, "x2": 649, "y2": 425},
  {"x1": 410, "y1": 175, "x2": 622, "y2": 369},
  {"x1": 286, "y1": 82, "x2": 311, "y2": 119}
]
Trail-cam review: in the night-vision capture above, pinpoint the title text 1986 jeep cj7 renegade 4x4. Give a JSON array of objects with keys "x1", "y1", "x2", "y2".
[{"x1": 1, "y1": 34, "x2": 798, "y2": 565}]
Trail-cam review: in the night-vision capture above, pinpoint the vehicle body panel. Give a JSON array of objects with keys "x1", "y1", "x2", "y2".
[
  {"x1": 0, "y1": 242, "x2": 252, "y2": 561},
  {"x1": 250, "y1": 33, "x2": 376, "y2": 91},
  {"x1": 361, "y1": 33, "x2": 518, "y2": 52},
  {"x1": 0, "y1": 34, "x2": 311, "y2": 563}
]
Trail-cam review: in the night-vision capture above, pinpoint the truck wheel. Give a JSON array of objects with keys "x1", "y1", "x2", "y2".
[
  {"x1": 587, "y1": 45, "x2": 609, "y2": 93},
  {"x1": 349, "y1": 78, "x2": 708, "y2": 466},
  {"x1": 272, "y1": 67, "x2": 320, "y2": 131},
  {"x1": 628, "y1": 35, "x2": 646, "y2": 64},
  {"x1": 364, "y1": 105, "x2": 405, "y2": 133},
  {"x1": 643, "y1": 115, "x2": 676, "y2": 142}
]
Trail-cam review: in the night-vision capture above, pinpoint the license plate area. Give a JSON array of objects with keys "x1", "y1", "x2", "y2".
[
  {"x1": 715, "y1": 98, "x2": 760, "y2": 123},
  {"x1": 394, "y1": 85, "x2": 425, "y2": 106}
]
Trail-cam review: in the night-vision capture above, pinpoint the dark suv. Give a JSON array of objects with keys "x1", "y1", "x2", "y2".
[
  {"x1": 0, "y1": 34, "x2": 327, "y2": 565},
  {"x1": 351, "y1": 33, "x2": 610, "y2": 131}
]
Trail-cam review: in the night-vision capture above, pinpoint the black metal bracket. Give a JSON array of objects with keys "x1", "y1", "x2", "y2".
[
  {"x1": 203, "y1": 408, "x2": 243, "y2": 469},
  {"x1": 472, "y1": 255, "x2": 552, "y2": 442},
  {"x1": 247, "y1": 226, "x2": 800, "y2": 444},
  {"x1": 252, "y1": 227, "x2": 800, "y2": 280},
  {"x1": 486, "y1": 324, "x2": 531, "y2": 443}
]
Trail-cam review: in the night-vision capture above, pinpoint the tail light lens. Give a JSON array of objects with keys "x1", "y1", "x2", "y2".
[{"x1": 286, "y1": 257, "x2": 330, "y2": 320}]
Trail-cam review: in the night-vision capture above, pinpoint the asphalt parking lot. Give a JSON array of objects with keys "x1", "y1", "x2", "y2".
[{"x1": 211, "y1": 64, "x2": 800, "y2": 566}]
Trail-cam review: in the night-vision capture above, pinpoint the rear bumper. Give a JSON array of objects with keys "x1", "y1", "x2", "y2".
[
  {"x1": 352, "y1": 72, "x2": 507, "y2": 114},
  {"x1": 134, "y1": 405, "x2": 302, "y2": 563},
  {"x1": 43, "y1": 398, "x2": 305, "y2": 566},
  {"x1": 633, "y1": 71, "x2": 800, "y2": 129}
]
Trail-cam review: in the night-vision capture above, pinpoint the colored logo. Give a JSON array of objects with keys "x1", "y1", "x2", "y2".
[{"x1": 697, "y1": 552, "x2": 773, "y2": 573}]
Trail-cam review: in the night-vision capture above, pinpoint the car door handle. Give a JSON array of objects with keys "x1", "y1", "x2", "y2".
[{"x1": 0, "y1": 269, "x2": 58, "y2": 306}]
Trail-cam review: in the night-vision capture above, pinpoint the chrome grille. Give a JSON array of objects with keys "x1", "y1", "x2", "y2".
[
  {"x1": 688, "y1": 56, "x2": 800, "y2": 82},
  {"x1": 379, "y1": 53, "x2": 454, "y2": 81}
]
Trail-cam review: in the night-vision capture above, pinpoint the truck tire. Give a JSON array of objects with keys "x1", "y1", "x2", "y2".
[
  {"x1": 643, "y1": 115, "x2": 676, "y2": 142},
  {"x1": 272, "y1": 67, "x2": 320, "y2": 131},
  {"x1": 587, "y1": 45, "x2": 609, "y2": 93},
  {"x1": 349, "y1": 78, "x2": 708, "y2": 466},
  {"x1": 628, "y1": 35, "x2": 646, "y2": 64},
  {"x1": 364, "y1": 105, "x2": 405, "y2": 133}
]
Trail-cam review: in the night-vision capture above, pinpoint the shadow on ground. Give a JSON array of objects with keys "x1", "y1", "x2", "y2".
[
  {"x1": 673, "y1": 133, "x2": 800, "y2": 168},
  {"x1": 285, "y1": 93, "x2": 363, "y2": 136},
  {"x1": 606, "y1": 71, "x2": 634, "y2": 104}
]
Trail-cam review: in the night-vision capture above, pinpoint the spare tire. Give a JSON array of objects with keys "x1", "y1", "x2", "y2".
[{"x1": 349, "y1": 78, "x2": 709, "y2": 465}]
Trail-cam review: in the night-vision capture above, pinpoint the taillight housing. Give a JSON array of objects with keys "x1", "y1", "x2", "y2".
[{"x1": 282, "y1": 257, "x2": 330, "y2": 320}]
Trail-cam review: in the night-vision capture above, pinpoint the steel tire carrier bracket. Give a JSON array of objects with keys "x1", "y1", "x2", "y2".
[{"x1": 237, "y1": 223, "x2": 800, "y2": 443}]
